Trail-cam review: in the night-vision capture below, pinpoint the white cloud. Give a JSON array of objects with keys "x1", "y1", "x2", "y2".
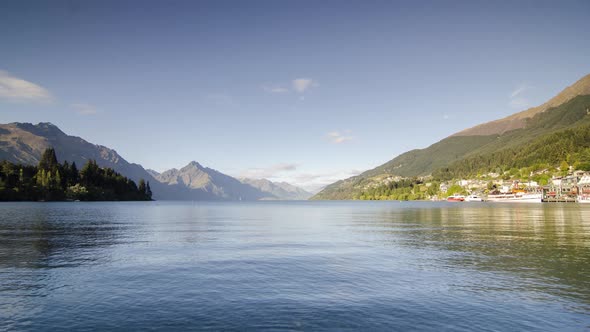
[
  {"x1": 237, "y1": 164, "x2": 363, "y2": 193},
  {"x1": 510, "y1": 84, "x2": 531, "y2": 98},
  {"x1": 0, "y1": 70, "x2": 53, "y2": 103},
  {"x1": 71, "y1": 103, "x2": 98, "y2": 115},
  {"x1": 263, "y1": 78, "x2": 318, "y2": 95},
  {"x1": 509, "y1": 84, "x2": 533, "y2": 109},
  {"x1": 292, "y1": 78, "x2": 318, "y2": 93},
  {"x1": 286, "y1": 169, "x2": 363, "y2": 192},
  {"x1": 326, "y1": 130, "x2": 354, "y2": 144},
  {"x1": 262, "y1": 84, "x2": 289, "y2": 93},
  {"x1": 238, "y1": 163, "x2": 298, "y2": 179}
]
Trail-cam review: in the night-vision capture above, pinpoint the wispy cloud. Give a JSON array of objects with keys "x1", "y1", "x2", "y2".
[
  {"x1": 262, "y1": 78, "x2": 319, "y2": 94},
  {"x1": 292, "y1": 78, "x2": 318, "y2": 93},
  {"x1": 326, "y1": 130, "x2": 354, "y2": 144},
  {"x1": 238, "y1": 165, "x2": 363, "y2": 193},
  {"x1": 70, "y1": 103, "x2": 98, "y2": 115},
  {"x1": 0, "y1": 70, "x2": 53, "y2": 103},
  {"x1": 509, "y1": 84, "x2": 533, "y2": 109},
  {"x1": 262, "y1": 84, "x2": 289, "y2": 93},
  {"x1": 238, "y1": 163, "x2": 298, "y2": 179}
]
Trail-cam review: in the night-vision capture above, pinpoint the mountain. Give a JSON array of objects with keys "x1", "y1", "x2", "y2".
[
  {"x1": 0, "y1": 122, "x2": 305, "y2": 201},
  {"x1": 146, "y1": 169, "x2": 160, "y2": 178},
  {"x1": 313, "y1": 73, "x2": 590, "y2": 200},
  {"x1": 239, "y1": 178, "x2": 312, "y2": 200},
  {"x1": 0, "y1": 122, "x2": 165, "y2": 192},
  {"x1": 153, "y1": 162, "x2": 269, "y2": 200},
  {"x1": 152, "y1": 162, "x2": 311, "y2": 200}
]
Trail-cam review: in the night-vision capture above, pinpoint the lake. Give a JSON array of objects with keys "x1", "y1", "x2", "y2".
[{"x1": 1, "y1": 201, "x2": 589, "y2": 331}]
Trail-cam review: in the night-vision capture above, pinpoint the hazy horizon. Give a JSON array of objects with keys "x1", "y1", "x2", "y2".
[{"x1": 1, "y1": 0, "x2": 589, "y2": 191}]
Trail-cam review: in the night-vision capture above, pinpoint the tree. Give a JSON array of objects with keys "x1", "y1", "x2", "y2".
[
  {"x1": 70, "y1": 162, "x2": 79, "y2": 184},
  {"x1": 560, "y1": 160, "x2": 570, "y2": 176},
  {"x1": 574, "y1": 161, "x2": 590, "y2": 172},
  {"x1": 138, "y1": 179, "x2": 146, "y2": 196},
  {"x1": 1, "y1": 156, "x2": 153, "y2": 202},
  {"x1": 146, "y1": 181, "x2": 152, "y2": 200},
  {"x1": 38, "y1": 148, "x2": 59, "y2": 171}
]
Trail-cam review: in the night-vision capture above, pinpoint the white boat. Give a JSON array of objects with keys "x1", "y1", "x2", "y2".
[
  {"x1": 578, "y1": 195, "x2": 590, "y2": 204},
  {"x1": 487, "y1": 192, "x2": 542, "y2": 203},
  {"x1": 465, "y1": 194, "x2": 483, "y2": 202}
]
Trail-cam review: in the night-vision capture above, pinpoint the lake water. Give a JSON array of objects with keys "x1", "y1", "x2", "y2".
[{"x1": 1, "y1": 201, "x2": 589, "y2": 331}]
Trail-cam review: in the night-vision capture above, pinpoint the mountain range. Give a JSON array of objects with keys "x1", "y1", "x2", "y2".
[
  {"x1": 313, "y1": 73, "x2": 590, "y2": 199},
  {"x1": 0, "y1": 122, "x2": 311, "y2": 200},
  {"x1": 3, "y1": 73, "x2": 589, "y2": 201}
]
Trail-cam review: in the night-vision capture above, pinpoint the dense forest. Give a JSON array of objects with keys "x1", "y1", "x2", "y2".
[{"x1": 0, "y1": 148, "x2": 152, "y2": 201}]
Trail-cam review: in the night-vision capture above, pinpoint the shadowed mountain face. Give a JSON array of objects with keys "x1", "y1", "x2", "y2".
[
  {"x1": 314, "y1": 73, "x2": 590, "y2": 200},
  {"x1": 239, "y1": 178, "x2": 312, "y2": 200},
  {"x1": 0, "y1": 122, "x2": 310, "y2": 200}
]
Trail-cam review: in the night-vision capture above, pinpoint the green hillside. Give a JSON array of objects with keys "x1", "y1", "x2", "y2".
[{"x1": 313, "y1": 94, "x2": 590, "y2": 200}]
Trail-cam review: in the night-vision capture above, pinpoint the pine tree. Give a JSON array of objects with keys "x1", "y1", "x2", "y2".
[
  {"x1": 146, "y1": 181, "x2": 152, "y2": 200},
  {"x1": 70, "y1": 162, "x2": 79, "y2": 184},
  {"x1": 38, "y1": 148, "x2": 58, "y2": 171},
  {"x1": 56, "y1": 170, "x2": 62, "y2": 189},
  {"x1": 37, "y1": 169, "x2": 46, "y2": 187},
  {"x1": 138, "y1": 179, "x2": 146, "y2": 196},
  {"x1": 46, "y1": 171, "x2": 53, "y2": 188}
]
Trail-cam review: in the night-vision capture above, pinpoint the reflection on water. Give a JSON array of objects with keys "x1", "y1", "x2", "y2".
[
  {"x1": 360, "y1": 204, "x2": 590, "y2": 307},
  {"x1": 1, "y1": 201, "x2": 589, "y2": 331}
]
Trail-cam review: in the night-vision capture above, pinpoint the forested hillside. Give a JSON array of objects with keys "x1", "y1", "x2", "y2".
[{"x1": 313, "y1": 92, "x2": 590, "y2": 200}]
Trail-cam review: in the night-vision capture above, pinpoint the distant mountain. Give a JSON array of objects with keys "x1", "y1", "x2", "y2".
[
  {"x1": 153, "y1": 162, "x2": 268, "y2": 200},
  {"x1": 239, "y1": 178, "x2": 312, "y2": 200},
  {"x1": 313, "y1": 73, "x2": 590, "y2": 200},
  {"x1": 146, "y1": 169, "x2": 160, "y2": 178}
]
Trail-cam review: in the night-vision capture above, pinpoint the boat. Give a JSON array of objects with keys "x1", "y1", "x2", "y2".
[
  {"x1": 487, "y1": 191, "x2": 542, "y2": 203},
  {"x1": 578, "y1": 195, "x2": 590, "y2": 204},
  {"x1": 446, "y1": 194, "x2": 465, "y2": 202},
  {"x1": 465, "y1": 194, "x2": 483, "y2": 202}
]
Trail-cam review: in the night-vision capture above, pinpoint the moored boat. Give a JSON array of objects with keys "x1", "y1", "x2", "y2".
[
  {"x1": 465, "y1": 194, "x2": 483, "y2": 202},
  {"x1": 487, "y1": 191, "x2": 542, "y2": 203},
  {"x1": 578, "y1": 195, "x2": 590, "y2": 203},
  {"x1": 447, "y1": 194, "x2": 465, "y2": 202}
]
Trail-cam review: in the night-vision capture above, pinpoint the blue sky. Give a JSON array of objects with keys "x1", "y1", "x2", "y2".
[{"x1": 1, "y1": 1, "x2": 589, "y2": 191}]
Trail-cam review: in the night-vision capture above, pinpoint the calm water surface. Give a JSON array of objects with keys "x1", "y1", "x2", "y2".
[{"x1": 1, "y1": 201, "x2": 589, "y2": 331}]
